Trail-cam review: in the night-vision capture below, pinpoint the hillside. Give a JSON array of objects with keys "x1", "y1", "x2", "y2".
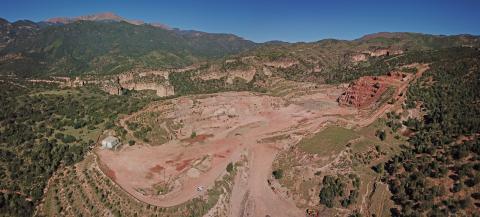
[
  {"x1": 1, "y1": 14, "x2": 479, "y2": 79},
  {"x1": 0, "y1": 15, "x2": 256, "y2": 76},
  {"x1": 215, "y1": 32, "x2": 480, "y2": 83}
]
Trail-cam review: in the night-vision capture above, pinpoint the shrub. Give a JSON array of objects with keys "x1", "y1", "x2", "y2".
[
  {"x1": 226, "y1": 162, "x2": 234, "y2": 173},
  {"x1": 376, "y1": 130, "x2": 386, "y2": 141},
  {"x1": 272, "y1": 169, "x2": 283, "y2": 179}
]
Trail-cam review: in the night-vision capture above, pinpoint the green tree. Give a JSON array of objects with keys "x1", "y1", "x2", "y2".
[
  {"x1": 226, "y1": 162, "x2": 234, "y2": 173},
  {"x1": 272, "y1": 169, "x2": 283, "y2": 179}
]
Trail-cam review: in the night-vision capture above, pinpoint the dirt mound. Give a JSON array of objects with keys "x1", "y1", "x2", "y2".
[{"x1": 338, "y1": 72, "x2": 406, "y2": 108}]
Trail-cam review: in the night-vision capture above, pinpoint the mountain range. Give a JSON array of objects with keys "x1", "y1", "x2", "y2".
[{"x1": 0, "y1": 12, "x2": 479, "y2": 77}]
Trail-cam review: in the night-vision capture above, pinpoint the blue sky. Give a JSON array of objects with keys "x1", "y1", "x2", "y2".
[{"x1": 2, "y1": 0, "x2": 479, "y2": 42}]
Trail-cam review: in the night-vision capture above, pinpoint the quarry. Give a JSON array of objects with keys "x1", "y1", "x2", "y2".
[
  {"x1": 88, "y1": 64, "x2": 427, "y2": 217},
  {"x1": 3, "y1": 8, "x2": 477, "y2": 217}
]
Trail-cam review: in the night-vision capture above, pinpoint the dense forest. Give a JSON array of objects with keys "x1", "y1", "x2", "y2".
[
  {"x1": 324, "y1": 47, "x2": 480, "y2": 84},
  {"x1": 0, "y1": 81, "x2": 150, "y2": 216},
  {"x1": 376, "y1": 48, "x2": 480, "y2": 216}
]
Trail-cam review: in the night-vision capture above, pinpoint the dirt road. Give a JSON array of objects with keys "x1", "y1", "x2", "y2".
[{"x1": 355, "y1": 64, "x2": 429, "y2": 127}]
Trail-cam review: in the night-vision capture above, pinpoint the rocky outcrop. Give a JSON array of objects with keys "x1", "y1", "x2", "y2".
[
  {"x1": 112, "y1": 70, "x2": 175, "y2": 97},
  {"x1": 28, "y1": 70, "x2": 175, "y2": 97},
  {"x1": 264, "y1": 59, "x2": 298, "y2": 68},
  {"x1": 364, "y1": 49, "x2": 404, "y2": 57},
  {"x1": 226, "y1": 68, "x2": 257, "y2": 84},
  {"x1": 351, "y1": 53, "x2": 368, "y2": 62},
  {"x1": 338, "y1": 72, "x2": 406, "y2": 108},
  {"x1": 338, "y1": 77, "x2": 388, "y2": 108},
  {"x1": 121, "y1": 82, "x2": 174, "y2": 96},
  {"x1": 46, "y1": 12, "x2": 144, "y2": 26}
]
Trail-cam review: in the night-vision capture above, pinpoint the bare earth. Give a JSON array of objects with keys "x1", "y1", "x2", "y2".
[{"x1": 96, "y1": 65, "x2": 426, "y2": 217}]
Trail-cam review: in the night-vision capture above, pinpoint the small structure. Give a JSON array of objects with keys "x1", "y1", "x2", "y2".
[{"x1": 101, "y1": 136, "x2": 120, "y2": 149}]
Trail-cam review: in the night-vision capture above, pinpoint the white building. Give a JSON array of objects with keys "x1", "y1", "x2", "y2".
[{"x1": 101, "y1": 136, "x2": 120, "y2": 149}]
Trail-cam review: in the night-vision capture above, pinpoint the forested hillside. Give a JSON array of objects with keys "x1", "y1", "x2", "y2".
[
  {"x1": 1, "y1": 15, "x2": 479, "y2": 79},
  {"x1": 377, "y1": 48, "x2": 480, "y2": 216},
  {"x1": 0, "y1": 19, "x2": 255, "y2": 76},
  {"x1": 0, "y1": 81, "x2": 152, "y2": 216}
]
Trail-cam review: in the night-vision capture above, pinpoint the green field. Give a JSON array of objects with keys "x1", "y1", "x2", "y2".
[{"x1": 299, "y1": 126, "x2": 359, "y2": 155}]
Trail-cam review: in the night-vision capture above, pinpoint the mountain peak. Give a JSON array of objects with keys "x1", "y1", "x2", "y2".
[
  {"x1": 76, "y1": 12, "x2": 123, "y2": 21},
  {"x1": 46, "y1": 12, "x2": 127, "y2": 24},
  {"x1": 45, "y1": 12, "x2": 175, "y2": 28},
  {"x1": 0, "y1": 17, "x2": 9, "y2": 25}
]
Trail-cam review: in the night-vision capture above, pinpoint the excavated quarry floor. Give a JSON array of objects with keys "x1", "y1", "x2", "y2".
[
  {"x1": 95, "y1": 65, "x2": 428, "y2": 217},
  {"x1": 96, "y1": 87, "x2": 356, "y2": 216}
]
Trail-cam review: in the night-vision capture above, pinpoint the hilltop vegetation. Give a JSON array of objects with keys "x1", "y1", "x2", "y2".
[
  {"x1": 375, "y1": 48, "x2": 480, "y2": 216},
  {"x1": 167, "y1": 34, "x2": 480, "y2": 90}
]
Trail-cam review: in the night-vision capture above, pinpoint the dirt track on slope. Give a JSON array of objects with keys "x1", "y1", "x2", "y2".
[{"x1": 355, "y1": 64, "x2": 429, "y2": 127}]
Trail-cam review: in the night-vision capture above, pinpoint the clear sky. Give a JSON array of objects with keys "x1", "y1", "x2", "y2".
[{"x1": 2, "y1": 0, "x2": 479, "y2": 42}]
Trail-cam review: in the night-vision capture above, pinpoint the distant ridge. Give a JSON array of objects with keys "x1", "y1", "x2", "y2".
[
  {"x1": 45, "y1": 12, "x2": 170, "y2": 29},
  {"x1": 0, "y1": 12, "x2": 479, "y2": 77}
]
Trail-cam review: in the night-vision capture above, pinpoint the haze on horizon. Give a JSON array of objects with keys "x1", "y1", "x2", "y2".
[{"x1": 2, "y1": 0, "x2": 480, "y2": 43}]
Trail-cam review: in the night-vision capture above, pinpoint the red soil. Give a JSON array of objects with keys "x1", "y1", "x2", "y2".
[
  {"x1": 181, "y1": 134, "x2": 213, "y2": 144},
  {"x1": 99, "y1": 161, "x2": 116, "y2": 181},
  {"x1": 150, "y1": 164, "x2": 165, "y2": 173},
  {"x1": 145, "y1": 172, "x2": 154, "y2": 179},
  {"x1": 213, "y1": 153, "x2": 226, "y2": 158},
  {"x1": 338, "y1": 72, "x2": 406, "y2": 108},
  {"x1": 175, "y1": 159, "x2": 194, "y2": 171}
]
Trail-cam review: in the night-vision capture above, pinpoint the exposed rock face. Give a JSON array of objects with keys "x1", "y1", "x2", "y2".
[
  {"x1": 338, "y1": 77, "x2": 388, "y2": 108},
  {"x1": 46, "y1": 12, "x2": 141, "y2": 25},
  {"x1": 45, "y1": 12, "x2": 172, "y2": 28},
  {"x1": 262, "y1": 67, "x2": 273, "y2": 76},
  {"x1": 226, "y1": 68, "x2": 257, "y2": 84},
  {"x1": 197, "y1": 59, "x2": 259, "y2": 84},
  {"x1": 112, "y1": 70, "x2": 175, "y2": 97},
  {"x1": 102, "y1": 81, "x2": 122, "y2": 95},
  {"x1": 364, "y1": 49, "x2": 404, "y2": 57},
  {"x1": 121, "y1": 81, "x2": 174, "y2": 96},
  {"x1": 338, "y1": 72, "x2": 406, "y2": 108},
  {"x1": 264, "y1": 59, "x2": 298, "y2": 68},
  {"x1": 351, "y1": 53, "x2": 368, "y2": 62},
  {"x1": 30, "y1": 70, "x2": 175, "y2": 97}
]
